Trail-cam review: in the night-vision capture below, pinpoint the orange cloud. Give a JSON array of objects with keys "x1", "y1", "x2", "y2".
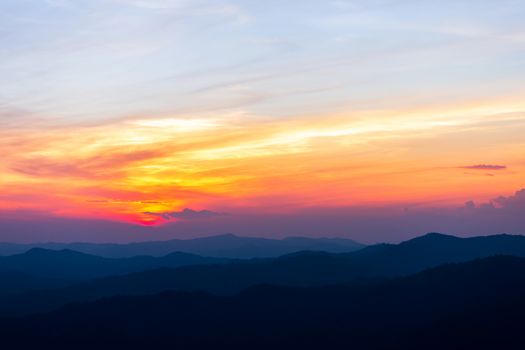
[{"x1": 1, "y1": 98, "x2": 524, "y2": 225}]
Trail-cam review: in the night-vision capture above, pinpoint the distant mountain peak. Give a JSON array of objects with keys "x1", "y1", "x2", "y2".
[
  {"x1": 203, "y1": 233, "x2": 239, "y2": 239},
  {"x1": 24, "y1": 247, "x2": 58, "y2": 255},
  {"x1": 424, "y1": 232, "x2": 456, "y2": 238},
  {"x1": 201, "y1": 233, "x2": 243, "y2": 242},
  {"x1": 23, "y1": 248, "x2": 93, "y2": 258},
  {"x1": 399, "y1": 232, "x2": 460, "y2": 247},
  {"x1": 218, "y1": 233, "x2": 239, "y2": 238}
]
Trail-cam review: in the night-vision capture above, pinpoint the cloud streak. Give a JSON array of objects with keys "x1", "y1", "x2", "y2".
[
  {"x1": 460, "y1": 164, "x2": 507, "y2": 170},
  {"x1": 144, "y1": 208, "x2": 227, "y2": 221}
]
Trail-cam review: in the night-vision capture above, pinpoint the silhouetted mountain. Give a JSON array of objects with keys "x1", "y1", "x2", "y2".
[
  {"x1": 2, "y1": 232, "x2": 525, "y2": 316},
  {"x1": 0, "y1": 252, "x2": 353, "y2": 316},
  {"x1": 2, "y1": 256, "x2": 525, "y2": 349},
  {"x1": 0, "y1": 248, "x2": 230, "y2": 293},
  {"x1": 349, "y1": 232, "x2": 525, "y2": 276},
  {"x1": 0, "y1": 268, "x2": 69, "y2": 296},
  {"x1": 0, "y1": 233, "x2": 365, "y2": 258}
]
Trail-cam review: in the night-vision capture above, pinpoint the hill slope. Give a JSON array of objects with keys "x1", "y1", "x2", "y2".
[
  {"x1": 2, "y1": 256, "x2": 525, "y2": 349},
  {"x1": 0, "y1": 248, "x2": 230, "y2": 295}
]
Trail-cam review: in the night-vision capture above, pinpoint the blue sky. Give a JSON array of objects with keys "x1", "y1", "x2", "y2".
[{"x1": 2, "y1": 0, "x2": 524, "y2": 125}]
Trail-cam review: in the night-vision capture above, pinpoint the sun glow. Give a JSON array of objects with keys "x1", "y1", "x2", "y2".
[{"x1": 1, "y1": 96, "x2": 524, "y2": 224}]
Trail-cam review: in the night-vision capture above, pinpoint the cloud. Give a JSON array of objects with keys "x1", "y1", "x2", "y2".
[
  {"x1": 45, "y1": 0, "x2": 71, "y2": 7},
  {"x1": 489, "y1": 189, "x2": 525, "y2": 211},
  {"x1": 10, "y1": 148, "x2": 169, "y2": 179},
  {"x1": 460, "y1": 164, "x2": 507, "y2": 170},
  {"x1": 462, "y1": 189, "x2": 525, "y2": 214},
  {"x1": 114, "y1": 0, "x2": 250, "y2": 24},
  {"x1": 144, "y1": 208, "x2": 227, "y2": 220},
  {"x1": 114, "y1": 0, "x2": 189, "y2": 10}
]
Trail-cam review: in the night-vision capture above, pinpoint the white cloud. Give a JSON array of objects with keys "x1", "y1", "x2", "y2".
[{"x1": 115, "y1": 0, "x2": 189, "y2": 9}]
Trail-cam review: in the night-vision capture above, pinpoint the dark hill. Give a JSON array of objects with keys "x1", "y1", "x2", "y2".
[
  {"x1": 347, "y1": 232, "x2": 525, "y2": 276},
  {"x1": 0, "y1": 268, "x2": 69, "y2": 296},
  {"x1": 0, "y1": 248, "x2": 230, "y2": 295},
  {"x1": 3, "y1": 232, "x2": 525, "y2": 315},
  {"x1": 2, "y1": 256, "x2": 525, "y2": 349}
]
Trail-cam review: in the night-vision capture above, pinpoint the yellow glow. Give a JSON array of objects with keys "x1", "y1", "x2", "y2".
[
  {"x1": 130, "y1": 118, "x2": 220, "y2": 131},
  {"x1": 1, "y1": 96, "x2": 524, "y2": 223}
]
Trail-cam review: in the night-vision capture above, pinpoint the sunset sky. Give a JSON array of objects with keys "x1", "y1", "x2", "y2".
[{"x1": 1, "y1": 0, "x2": 524, "y2": 242}]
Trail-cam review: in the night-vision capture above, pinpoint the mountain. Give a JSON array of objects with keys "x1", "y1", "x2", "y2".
[
  {"x1": 0, "y1": 268, "x2": 69, "y2": 296},
  {"x1": 0, "y1": 248, "x2": 230, "y2": 295},
  {"x1": 2, "y1": 256, "x2": 525, "y2": 349},
  {"x1": 348, "y1": 232, "x2": 525, "y2": 276},
  {"x1": 0, "y1": 252, "x2": 350, "y2": 315},
  {"x1": 2, "y1": 232, "x2": 525, "y2": 316},
  {"x1": 0, "y1": 234, "x2": 365, "y2": 258}
]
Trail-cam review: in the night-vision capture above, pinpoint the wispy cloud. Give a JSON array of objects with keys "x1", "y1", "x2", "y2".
[
  {"x1": 460, "y1": 164, "x2": 507, "y2": 170},
  {"x1": 144, "y1": 208, "x2": 227, "y2": 220}
]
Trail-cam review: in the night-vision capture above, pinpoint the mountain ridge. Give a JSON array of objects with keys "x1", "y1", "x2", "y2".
[
  {"x1": 2, "y1": 232, "x2": 525, "y2": 316},
  {"x1": 0, "y1": 233, "x2": 365, "y2": 258}
]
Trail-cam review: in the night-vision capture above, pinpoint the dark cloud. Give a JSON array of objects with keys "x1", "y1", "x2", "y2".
[
  {"x1": 460, "y1": 164, "x2": 507, "y2": 170},
  {"x1": 144, "y1": 208, "x2": 227, "y2": 221},
  {"x1": 464, "y1": 200, "x2": 476, "y2": 210},
  {"x1": 466, "y1": 189, "x2": 525, "y2": 213}
]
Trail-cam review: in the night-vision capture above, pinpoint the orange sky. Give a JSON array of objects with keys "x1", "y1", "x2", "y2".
[{"x1": 1, "y1": 97, "x2": 524, "y2": 225}]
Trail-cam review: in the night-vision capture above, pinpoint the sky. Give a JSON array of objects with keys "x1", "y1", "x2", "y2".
[{"x1": 0, "y1": 0, "x2": 524, "y2": 243}]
